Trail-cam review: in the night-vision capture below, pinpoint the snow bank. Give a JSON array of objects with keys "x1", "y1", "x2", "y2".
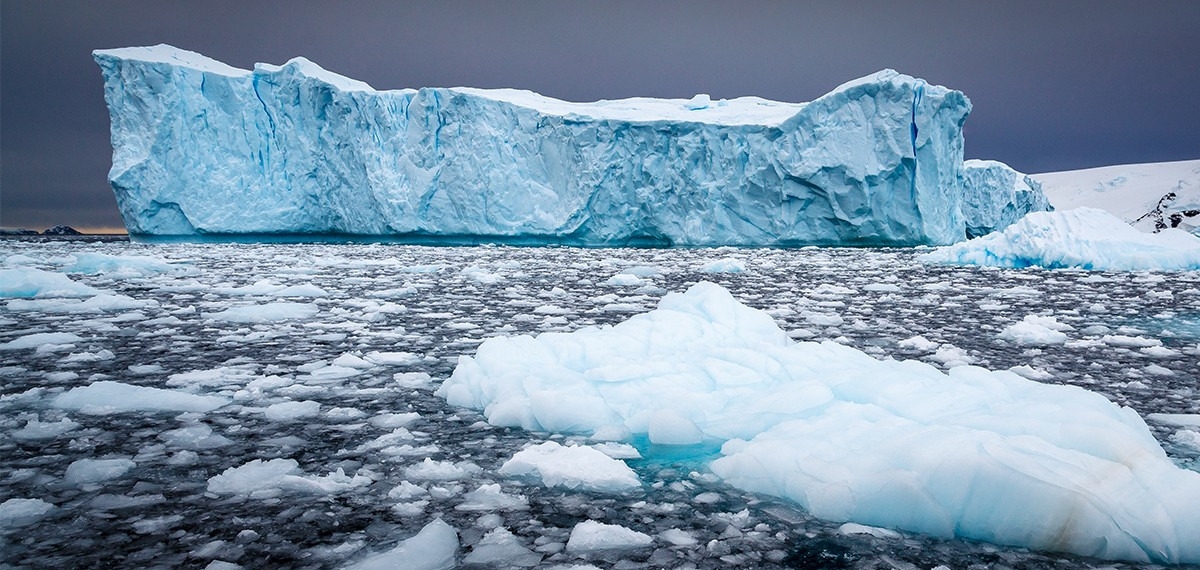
[
  {"x1": 497, "y1": 441, "x2": 641, "y2": 493},
  {"x1": 52, "y1": 380, "x2": 229, "y2": 413},
  {"x1": 921, "y1": 207, "x2": 1200, "y2": 270},
  {"x1": 439, "y1": 281, "x2": 1200, "y2": 563}
]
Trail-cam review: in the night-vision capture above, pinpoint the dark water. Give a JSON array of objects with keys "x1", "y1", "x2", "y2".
[{"x1": 1, "y1": 238, "x2": 1197, "y2": 569}]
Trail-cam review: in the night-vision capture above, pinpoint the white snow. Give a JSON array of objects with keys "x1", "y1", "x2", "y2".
[
  {"x1": 52, "y1": 380, "x2": 229, "y2": 414},
  {"x1": 497, "y1": 442, "x2": 641, "y2": 493},
  {"x1": 1034, "y1": 159, "x2": 1200, "y2": 233},
  {"x1": 565, "y1": 521, "x2": 653, "y2": 552}
]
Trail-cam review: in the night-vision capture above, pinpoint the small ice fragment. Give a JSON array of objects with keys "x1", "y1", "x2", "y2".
[
  {"x1": 63, "y1": 458, "x2": 135, "y2": 485},
  {"x1": 0, "y1": 498, "x2": 56, "y2": 527},
  {"x1": 838, "y1": 522, "x2": 902, "y2": 539},
  {"x1": 498, "y1": 441, "x2": 640, "y2": 493},
  {"x1": 263, "y1": 400, "x2": 320, "y2": 421},
  {"x1": 566, "y1": 520, "x2": 653, "y2": 552},
  {"x1": 462, "y1": 527, "x2": 541, "y2": 567},
  {"x1": 346, "y1": 518, "x2": 458, "y2": 570}
]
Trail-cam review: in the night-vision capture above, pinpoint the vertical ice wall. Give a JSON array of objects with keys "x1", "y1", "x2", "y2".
[{"x1": 95, "y1": 45, "x2": 1028, "y2": 245}]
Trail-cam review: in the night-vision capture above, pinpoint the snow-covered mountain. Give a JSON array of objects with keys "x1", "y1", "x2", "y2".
[{"x1": 1033, "y1": 159, "x2": 1200, "y2": 234}]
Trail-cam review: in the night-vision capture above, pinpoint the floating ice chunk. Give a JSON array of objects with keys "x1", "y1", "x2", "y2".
[
  {"x1": 64, "y1": 458, "x2": 135, "y2": 485},
  {"x1": 658, "y1": 528, "x2": 698, "y2": 546},
  {"x1": 498, "y1": 441, "x2": 640, "y2": 493},
  {"x1": 207, "y1": 458, "x2": 371, "y2": 496},
  {"x1": 158, "y1": 424, "x2": 232, "y2": 449},
  {"x1": 12, "y1": 417, "x2": 80, "y2": 440},
  {"x1": 455, "y1": 484, "x2": 529, "y2": 512},
  {"x1": 590, "y1": 442, "x2": 642, "y2": 459},
  {"x1": 202, "y1": 561, "x2": 242, "y2": 570},
  {"x1": 1, "y1": 332, "x2": 84, "y2": 351},
  {"x1": 441, "y1": 281, "x2": 1200, "y2": 564},
  {"x1": 7, "y1": 293, "x2": 157, "y2": 313},
  {"x1": 403, "y1": 458, "x2": 482, "y2": 481},
  {"x1": 346, "y1": 518, "x2": 458, "y2": 570},
  {"x1": 0, "y1": 498, "x2": 56, "y2": 528},
  {"x1": 1146, "y1": 414, "x2": 1200, "y2": 428},
  {"x1": 53, "y1": 381, "x2": 229, "y2": 414},
  {"x1": 863, "y1": 282, "x2": 902, "y2": 293},
  {"x1": 998, "y1": 315, "x2": 1071, "y2": 345},
  {"x1": 331, "y1": 353, "x2": 374, "y2": 369},
  {"x1": 204, "y1": 302, "x2": 319, "y2": 323},
  {"x1": 648, "y1": 409, "x2": 704, "y2": 445},
  {"x1": 1008, "y1": 365, "x2": 1054, "y2": 381},
  {"x1": 897, "y1": 335, "x2": 938, "y2": 351},
  {"x1": 0, "y1": 267, "x2": 103, "y2": 298},
  {"x1": 462, "y1": 527, "x2": 541, "y2": 567},
  {"x1": 699, "y1": 257, "x2": 746, "y2": 274},
  {"x1": 565, "y1": 521, "x2": 653, "y2": 552},
  {"x1": 88, "y1": 493, "x2": 166, "y2": 510},
  {"x1": 369, "y1": 412, "x2": 421, "y2": 429},
  {"x1": 605, "y1": 274, "x2": 649, "y2": 287},
  {"x1": 1102, "y1": 335, "x2": 1163, "y2": 348},
  {"x1": 264, "y1": 400, "x2": 320, "y2": 421},
  {"x1": 66, "y1": 252, "x2": 177, "y2": 277},
  {"x1": 922, "y1": 208, "x2": 1200, "y2": 270},
  {"x1": 838, "y1": 522, "x2": 902, "y2": 539},
  {"x1": 461, "y1": 267, "x2": 504, "y2": 284}
]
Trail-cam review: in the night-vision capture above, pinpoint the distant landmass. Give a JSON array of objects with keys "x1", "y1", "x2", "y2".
[{"x1": 0, "y1": 225, "x2": 82, "y2": 236}]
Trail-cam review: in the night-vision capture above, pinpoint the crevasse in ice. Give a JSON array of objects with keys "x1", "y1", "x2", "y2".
[
  {"x1": 437, "y1": 281, "x2": 1200, "y2": 564},
  {"x1": 94, "y1": 44, "x2": 1042, "y2": 245}
]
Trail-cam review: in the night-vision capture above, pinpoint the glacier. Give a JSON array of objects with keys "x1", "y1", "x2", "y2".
[
  {"x1": 437, "y1": 281, "x2": 1200, "y2": 564},
  {"x1": 921, "y1": 207, "x2": 1200, "y2": 270},
  {"x1": 95, "y1": 44, "x2": 1043, "y2": 246}
]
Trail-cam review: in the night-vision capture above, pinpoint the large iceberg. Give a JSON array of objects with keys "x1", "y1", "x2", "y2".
[
  {"x1": 961, "y1": 159, "x2": 1053, "y2": 238},
  {"x1": 922, "y1": 207, "x2": 1200, "y2": 270},
  {"x1": 95, "y1": 44, "x2": 1027, "y2": 245},
  {"x1": 437, "y1": 281, "x2": 1200, "y2": 564}
]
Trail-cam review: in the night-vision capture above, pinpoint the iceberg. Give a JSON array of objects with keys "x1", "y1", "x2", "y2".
[
  {"x1": 961, "y1": 159, "x2": 1053, "y2": 238},
  {"x1": 921, "y1": 207, "x2": 1200, "y2": 270},
  {"x1": 95, "y1": 44, "x2": 1011, "y2": 245},
  {"x1": 437, "y1": 281, "x2": 1200, "y2": 563}
]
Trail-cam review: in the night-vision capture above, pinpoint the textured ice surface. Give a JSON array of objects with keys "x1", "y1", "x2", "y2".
[
  {"x1": 4, "y1": 238, "x2": 1200, "y2": 569},
  {"x1": 52, "y1": 380, "x2": 229, "y2": 413},
  {"x1": 0, "y1": 267, "x2": 104, "y2": 298},
  {"x1": 95, "y1": 44, "x2": 1011, "y2": 246},
  {"x1": 496, "y1": 442, "x2": 641, "y2": 493},
  {"x1": 961, "y1": 159, "x2": 1053, "y2": 238},
  {"x1": 441, "y1": 281, "x2": 1200, "y2": 563},
  {"x1": 922, "y1": 207, "x2": 1200, "y2": 270},
  {"x1": 566, "y1": 521, "x2": 653, "y2": 552},
  {"x1": 1035, "y1": 159, "x2": 1200, "y2": 234},
  {"x1": 346, "y1": 518, "x2": 458, "y2": 570}
]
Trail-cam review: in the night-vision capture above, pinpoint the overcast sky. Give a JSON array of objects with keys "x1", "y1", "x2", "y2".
[{"x1": 2, "y1": 0, "x2": 1198, "y2": 231}]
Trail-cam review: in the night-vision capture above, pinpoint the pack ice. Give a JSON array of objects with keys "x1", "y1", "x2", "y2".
[
  {"x1": 922, "y1": 207, "x2": 1200, "y2": 270},
  {"x1": 438, "y1": 282, "x2": 1200, "y2": 564},
  {"x1": 95, "y1": 45, "x2": 1046, "y2": 245}
]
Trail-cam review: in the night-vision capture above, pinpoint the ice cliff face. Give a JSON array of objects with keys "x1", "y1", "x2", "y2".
[
  {"x1": 96, "y1": 45, "x2": 1030, "y2": 245},
  {"x1": 961, "y1": 159, "x2": 1053, "y2": 238}
]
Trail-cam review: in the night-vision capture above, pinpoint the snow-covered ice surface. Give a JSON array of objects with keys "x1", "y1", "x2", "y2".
[
  {"x1": 922, "y1": 208, "x2": 1200, "y2": 271},
  {"x1": 3, "y1": 236, "x2": 1200, "y2": 569},
  {"x1": 1034, "y1": 159, "x2": 1200, "y2": 235}
]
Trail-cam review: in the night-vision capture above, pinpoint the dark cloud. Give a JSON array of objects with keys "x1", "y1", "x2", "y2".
[{"x1": 2, "y1": 0, "x2": 1198, "y2": 230}]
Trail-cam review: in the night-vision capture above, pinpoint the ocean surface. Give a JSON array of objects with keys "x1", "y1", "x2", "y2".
[{"x1": 2, "y1": 236, "x2": 1198, "y2": 569}]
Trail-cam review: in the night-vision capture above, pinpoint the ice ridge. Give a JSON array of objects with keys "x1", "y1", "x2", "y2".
[{"x1": 94, "y1": 44, "x2": 1043, "y2": 245}]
